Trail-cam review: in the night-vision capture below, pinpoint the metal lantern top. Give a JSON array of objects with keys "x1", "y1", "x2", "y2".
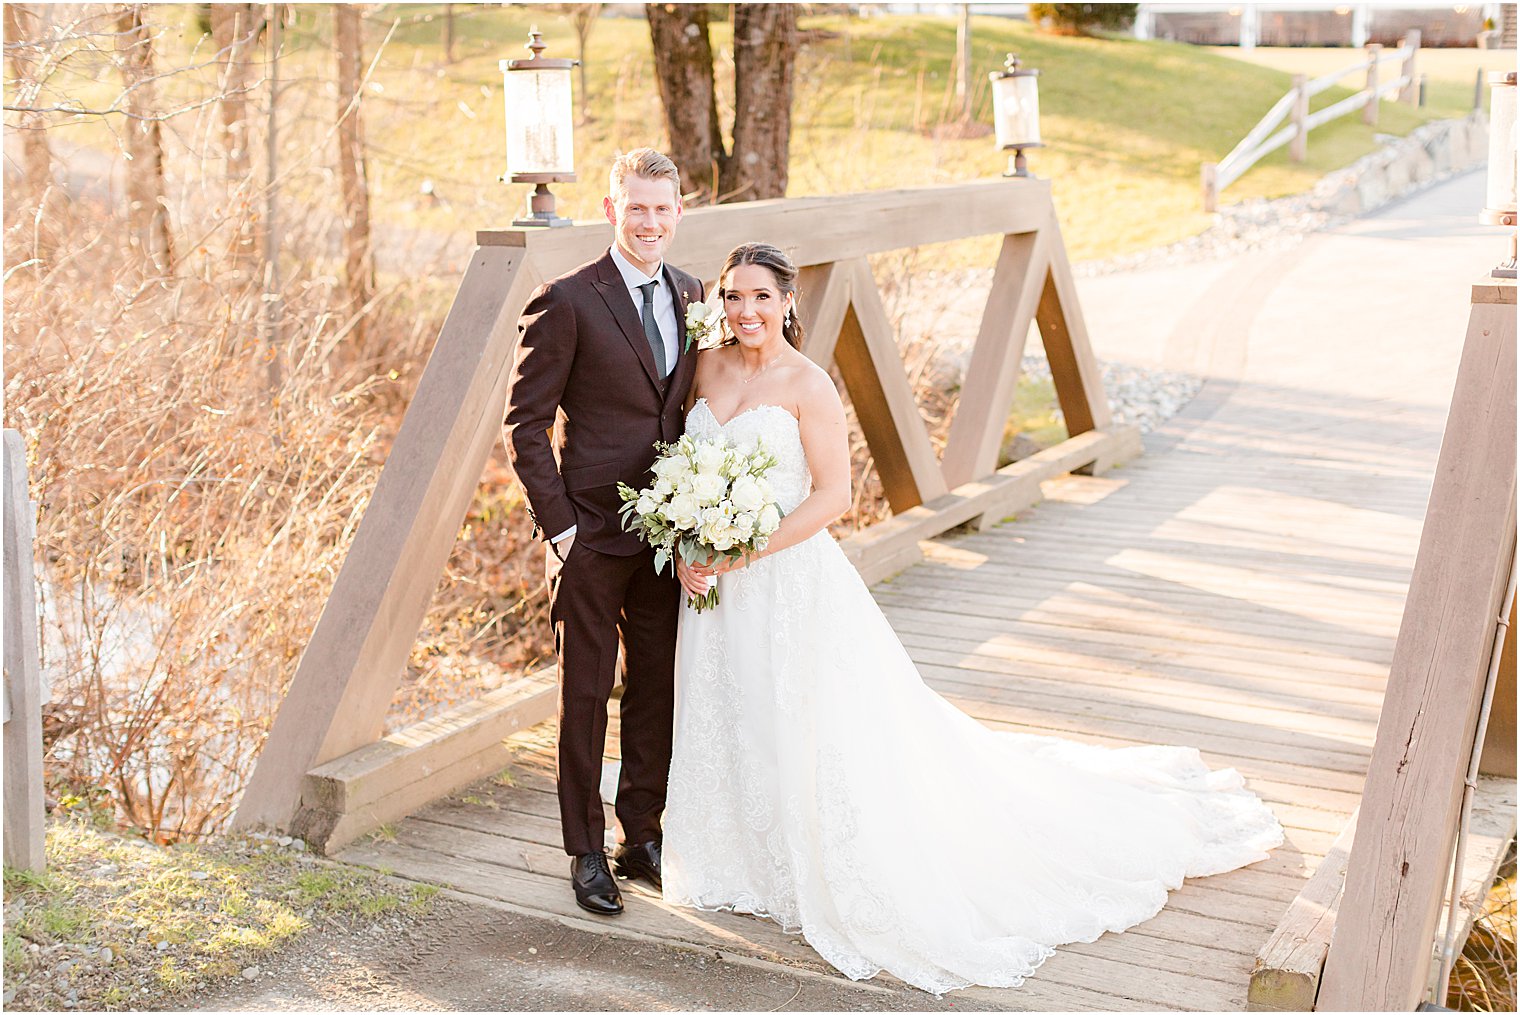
[
  {"x1": 990, "y1": 53, "x2": 1043, "y2": 151},
  {"x1": 1482, "y1": 71, "x2": 1516, "y2": 227},
  {"x1": 503, "y1": 26, "x2": 577, "y2": 72},
  {"x1": 500, "y1": 28, "x2": 578, "y2": 183}
]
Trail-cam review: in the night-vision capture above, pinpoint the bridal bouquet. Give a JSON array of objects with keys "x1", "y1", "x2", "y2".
[{"x1": 617, "y1": 435, "x2": 783, "y2": 612}]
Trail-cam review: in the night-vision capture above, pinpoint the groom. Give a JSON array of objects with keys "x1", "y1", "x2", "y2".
[{"x1": 503, "y1": 149, "x2": 702, "y2": 916}]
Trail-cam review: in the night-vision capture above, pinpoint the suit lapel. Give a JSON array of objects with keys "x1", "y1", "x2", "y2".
[
  {"x1": 592, "y1": 251, "x2": 661, "y2": 390},
  {"x1": 663, "y1": 265, "x2": 700, "y2": 411}
]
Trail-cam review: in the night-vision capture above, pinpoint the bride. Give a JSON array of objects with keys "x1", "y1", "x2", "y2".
[{"x1": 653, "y1": 242, "x2": 1283, "y2": 995}]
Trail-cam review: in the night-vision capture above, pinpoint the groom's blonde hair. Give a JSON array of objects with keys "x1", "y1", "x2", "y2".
[{"x1": 609, "y1": 148, "x2": 681, "y2": 203}]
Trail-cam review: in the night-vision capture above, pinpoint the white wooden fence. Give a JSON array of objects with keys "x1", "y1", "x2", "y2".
[
  {"x1": 1202, "y1": 31, "x2": 1421, "y2": 212},
  {"x1": 3, "y1": 429, "x2": 45, "y2": 873}
]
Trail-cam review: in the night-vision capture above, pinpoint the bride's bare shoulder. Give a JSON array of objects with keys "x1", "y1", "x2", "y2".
[{"x1": 786, "y1": 355, "x2": 843, "y2": 415}]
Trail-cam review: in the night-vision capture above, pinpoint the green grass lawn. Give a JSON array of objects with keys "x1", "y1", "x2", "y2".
[{"x1": 28, "y1": 7, "x2": 1484, "y2": 266}]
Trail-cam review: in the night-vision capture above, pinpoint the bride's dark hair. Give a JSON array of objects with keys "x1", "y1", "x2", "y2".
[{"x1": 717, "y1": 242, "x2": 805, "y2": 351}]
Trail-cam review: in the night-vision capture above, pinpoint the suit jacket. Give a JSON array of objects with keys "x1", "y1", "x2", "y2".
[{"x1": 505, "y1": 249, "x2": 703, "y2": 556}]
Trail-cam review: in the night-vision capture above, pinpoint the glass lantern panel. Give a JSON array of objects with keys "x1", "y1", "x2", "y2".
[
  {"x1": 993, "y1": 75, "x2": 1041, "y2": 149},
  {"x1": 1486, "y1": 82, "x2": 1516, "y2": 214},
  {"x1": 504, "y1": 67, "x2": 574, "y2": 176}
]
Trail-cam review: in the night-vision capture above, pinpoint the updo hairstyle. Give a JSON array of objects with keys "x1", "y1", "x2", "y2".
[{"x1": 716, "y1": 242, "x2": 805, "y2": 351}]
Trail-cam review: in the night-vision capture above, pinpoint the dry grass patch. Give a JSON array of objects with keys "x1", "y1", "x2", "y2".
[{"x1": 2, "y1": 818, "x2": 436, "y2": 1012}]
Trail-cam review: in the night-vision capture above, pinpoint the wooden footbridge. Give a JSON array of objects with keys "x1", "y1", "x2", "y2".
[{"x1": 232, "y1": 178, "x2": 1516, "y2": 1010}]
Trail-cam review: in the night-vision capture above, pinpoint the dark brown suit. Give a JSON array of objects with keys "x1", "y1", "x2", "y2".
[{"x1": 504, "y1": 249, "x2": 702, "y2": 856}]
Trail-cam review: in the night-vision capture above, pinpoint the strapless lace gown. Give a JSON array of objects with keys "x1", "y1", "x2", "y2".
[{"x1": 657, "y1": 398, "x2": 1285, "y2": 995}]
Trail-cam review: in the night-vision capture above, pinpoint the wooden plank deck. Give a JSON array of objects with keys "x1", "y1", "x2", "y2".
[{"x1": 335, "y1": 400, "x2": 1438, "y2": 1009}]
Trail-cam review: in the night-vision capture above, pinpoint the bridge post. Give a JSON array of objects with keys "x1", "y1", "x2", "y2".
[
  {"x1": 233, "y1": 247, "x2": 539, "y2": 831},
  {"x1": 4, "y1": 430, "x2": 46, "y2": 873},
  {"x1": 1318, "y1": 275, "x2": 1516, "y2": 1010}
]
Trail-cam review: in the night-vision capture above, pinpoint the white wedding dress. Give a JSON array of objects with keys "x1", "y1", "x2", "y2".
[{"x1": 654, "y1": 399, "x2": 1285, "y2": 995}]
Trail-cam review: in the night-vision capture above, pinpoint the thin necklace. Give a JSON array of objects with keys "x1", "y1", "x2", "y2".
[{"x1": 740, "y1": 349, "x2": 786, "y2": 384}]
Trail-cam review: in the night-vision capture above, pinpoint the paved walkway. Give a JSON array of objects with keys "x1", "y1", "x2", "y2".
[{"x1": 333, "y1": 171, "x2": 1501, "y2": 1011}]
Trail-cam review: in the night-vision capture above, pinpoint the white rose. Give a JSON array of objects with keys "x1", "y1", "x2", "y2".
[
  {"x1": 694, "y1": 443, "x2": 727, "y2": 476},
  {"x1": 699, "y1": 515, "x2": 728, "y2": 548},
  {"x1": 729, "y1": 475, "x2": 765, "y2": 514},
  {"x1": 691, "y1": 472, "x2": 727, "y2": 503},
  {"x1": 636, "y1": 493, "x2": 660, "y2": 516},
  {"x1": 757, "y1": 503, "x2": 781, "y2": 535},
  {"x1": 734, "y1": 511, "x2": 757, "y2": 535},
  {"x1": 664, "y1": 492, "x2": 701, "y2": 529},
  {"x1": 674, "y1": 473, "x2": 696, "y2": 496},
  {"x1": 652, "y1": 454, "x2": 687, "y2": 482},
  {"x1": 653, "y1": 477, "x2": 674, "y2": 497}
]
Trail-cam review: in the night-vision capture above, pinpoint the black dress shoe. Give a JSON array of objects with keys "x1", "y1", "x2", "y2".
[
  {"x1": 571, "y1": 851, "x2": 623, "y2": 916},
  {"x1": 613, "y1": 840, "x2": 662, "y2": 890}
]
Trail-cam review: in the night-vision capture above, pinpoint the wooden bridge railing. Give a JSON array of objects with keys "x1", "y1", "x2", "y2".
[
  {"x1": 1248, "y1": 274, "x2": 1517, "y2": 1011},
  {"x1": 4, "y1": 429, "x2": 46, "y2": 873},
  {"x1": 231, "y1": 180, "x2": 1140, "y2": 851},
  {"x1": 1202, "y1": 31, "x2": 1421, "y2": 212}
]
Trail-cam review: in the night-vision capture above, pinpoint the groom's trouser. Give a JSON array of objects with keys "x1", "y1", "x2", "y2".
[{"x1": 548, "y1": 541, "x2": 680, "y2": 856}]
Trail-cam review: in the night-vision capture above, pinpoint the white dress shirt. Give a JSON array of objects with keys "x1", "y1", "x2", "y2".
[
  {"x1": 608, "y1": 243, "x2": 679, "y2": 375},
  {"x1": 553, "y1": 246, "x2": 680, "y2": 548}
]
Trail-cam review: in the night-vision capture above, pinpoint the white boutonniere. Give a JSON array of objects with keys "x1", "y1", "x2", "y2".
[{"x1": 683, "y1": 298, "x2": 723, "y2": 352}]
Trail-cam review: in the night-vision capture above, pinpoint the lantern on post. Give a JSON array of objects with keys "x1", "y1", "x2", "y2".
[
  {"x1": 500, "y1": 27, "x2": 577, "y2": 227},
  {"x1": 1481, "y1": 71, "x2": 1516, "y2": 278},
  {"x1": 990, "y1": 53, "x2": 1042, "y2": 178}
]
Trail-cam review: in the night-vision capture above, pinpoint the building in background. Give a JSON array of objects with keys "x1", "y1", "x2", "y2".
[{"x1": 1134, "y1": 3, "x2": 1511, "y2": 47}]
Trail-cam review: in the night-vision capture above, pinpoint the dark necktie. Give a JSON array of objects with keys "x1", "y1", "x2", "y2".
[{"x1": 638, "y1": 280, "x2": 668, "y2": 378}]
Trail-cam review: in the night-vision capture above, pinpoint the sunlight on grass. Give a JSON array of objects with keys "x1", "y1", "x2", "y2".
[
  {"x1": 2, "y1": 820, "x2": 436, "y2": 1011},
  {"x1": 29, "y1": 7, "x2": 1478, "y2": 270}
]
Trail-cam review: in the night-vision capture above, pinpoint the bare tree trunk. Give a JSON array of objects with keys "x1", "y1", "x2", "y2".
[
  {"x1": 568, "y1": 4, "x2": 601, "y2": 125},
  {"x1": 211, "y1": 3, "x2": 263, "y2": 277},
  {"x1": 116, "y1": 4, "x2": 174, "y2": 274},
  {"x1": 334, "y1": 3, "x2": 373, "y2": 348},
  {"x1": 955, "y1": 4, "x2": 973, "y2": 122},
  {"x1": 726, "y1": 3, "x2": 796, "y2": 202},
  {"x1": 211, "y1": 4, "x2": 261, "y2": 182},
  {"x1": 262, "y1": 1, "x2": 283, "y2": 393},
  {"x1": 4, "y1": 3, "x2": 59, "y2": 260},
  {"x1": 645, "y1": 2, "x2": 724, "y2": 205}
]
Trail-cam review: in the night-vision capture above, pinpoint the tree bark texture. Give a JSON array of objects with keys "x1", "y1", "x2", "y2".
[
  {"x1": 334, "y1": 3, "x2": 373, "y2": 346},
  {"x1": 645, "y1": 3, "x2": 796, "y2": 205},
  {"x1": 644, "y1": 3, "x2": 724, "y2": 205},
  {"x1": 728, "y1": 3, "x2": 796, "y2": 201},
  {"x1": 211, "y1": 3, "x2": 264, "y2": 274},
  {"x1": 116, "y1": 4, "x2": 174, "y2": 273},
  {"x1": 4, "y1": 3, "x2": 58, "y2": 258}
]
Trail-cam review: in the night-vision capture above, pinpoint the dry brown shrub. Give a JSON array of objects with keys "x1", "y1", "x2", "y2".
[
  {"x1": 6, "y1": 182, "x2": 553, "y2": 839},
  {"x1": 1447, "y1": 849, "x2": 1518, "y2": 1012},
  {"x1": 2, "y1": 3, "x2": 555, "y2": 836}
]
